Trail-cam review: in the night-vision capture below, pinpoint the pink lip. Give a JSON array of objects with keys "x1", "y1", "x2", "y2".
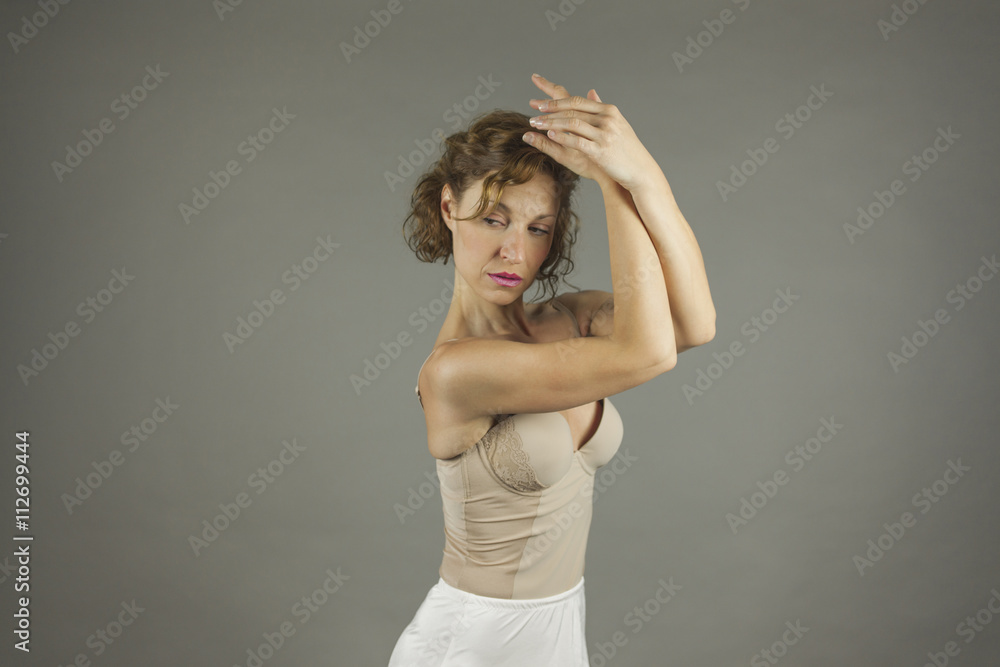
[{"x1": 489, "y1": 273, "x2": 522, "y2": 287}]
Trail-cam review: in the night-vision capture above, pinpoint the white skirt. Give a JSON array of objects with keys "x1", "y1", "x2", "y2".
[{"x1": 388, "y1": 576, "x2": 588, "y2": 666}]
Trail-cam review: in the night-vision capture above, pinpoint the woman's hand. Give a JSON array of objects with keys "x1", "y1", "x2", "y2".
[{"x1": 523, "y1": 73, "x2": 663, "y2": 192}]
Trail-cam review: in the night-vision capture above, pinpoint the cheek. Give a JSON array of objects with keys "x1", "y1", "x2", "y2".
[
  {"x1": 455, "y1": 231, "x2": 491, "y2": 267},
  {"x1": 534, "y1": 238, "x2": 555, "y2": 265},
  {"x1": 461, "y1": 235, "x2": 491, "y2": 259}
]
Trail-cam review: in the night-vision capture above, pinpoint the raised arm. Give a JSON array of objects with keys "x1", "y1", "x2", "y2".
[{"x1": 424, "y1": 173, "x2": 675, "y2": 424}]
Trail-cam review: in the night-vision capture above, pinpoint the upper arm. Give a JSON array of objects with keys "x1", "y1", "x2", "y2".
[
  {"x1": 425, "y1": 333, "x2": 669, "y2": 420},
  {"x1": 568, "y1": 289, "x2": 716, "y2": 353}
]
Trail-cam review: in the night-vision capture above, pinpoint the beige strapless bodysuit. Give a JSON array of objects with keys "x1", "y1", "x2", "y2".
[{"x1": 414, "y1": 298, "x2": 625, "y2": 599}]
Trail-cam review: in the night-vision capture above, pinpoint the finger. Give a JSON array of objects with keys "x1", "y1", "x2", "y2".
[
  {"x1": 530, "y1": 114, "x2": 602, "y2": 142},
  {"x1": 532, "y1": 106, "x2": 602, "y2": 125},
  {"x1": 530, "y1": 73, "x2": 572, "y2": 103},
  {"x1": 531, "y1": 73, "x2": 570, "y2": 99},
  {"x1": 522, "y1": 129, "x2": 587, "y2": 170},
  {"x1": 530, "y1": 73, "x2": 557, "y2": 99},
  {"x1": 589, "y1": 89, "x2": 602, "y2": 103},
  {"x1": 531, "y1": 93, "x2": 603, "y2": 114},
  {"x1": 542, "y1": 127, "x2": 599, "y2": 158}
]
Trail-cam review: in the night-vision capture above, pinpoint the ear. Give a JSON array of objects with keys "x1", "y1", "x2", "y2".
[{"x1": 440, "y1": 184, "x2": 457, "y2": 232}]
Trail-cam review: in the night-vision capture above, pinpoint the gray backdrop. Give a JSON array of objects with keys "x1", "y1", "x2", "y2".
[{"x1": 2, "y1": 0, "x2": 998, "y2": 665}]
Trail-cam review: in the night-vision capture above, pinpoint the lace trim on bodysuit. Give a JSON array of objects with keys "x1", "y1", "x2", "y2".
[{"x1": 480, "y1": 415, "x2": 545, "y2": 493}]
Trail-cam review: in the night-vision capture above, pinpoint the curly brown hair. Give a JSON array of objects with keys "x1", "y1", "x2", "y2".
[{"x1": 402, "y1": 109, "x2": 583, "y2": 304}]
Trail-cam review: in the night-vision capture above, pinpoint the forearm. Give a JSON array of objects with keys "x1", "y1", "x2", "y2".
[
  {"x1": 600, "y1": 177, "x2": 675, "y2": 364},
  {"x1": 628, "y1": 171, "x2": 716, "y2": 345}
]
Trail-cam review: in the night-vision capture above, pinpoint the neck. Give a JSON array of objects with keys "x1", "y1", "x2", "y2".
[{"x1": 443, "y1": 268, "x2": 534, "y2": 339}]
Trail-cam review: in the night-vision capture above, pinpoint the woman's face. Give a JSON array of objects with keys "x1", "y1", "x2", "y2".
[{"x1": 443, "y1": 172, "x2": 558, "y2": 302}]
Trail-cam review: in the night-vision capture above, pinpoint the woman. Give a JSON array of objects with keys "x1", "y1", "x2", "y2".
[{"x1": 389, "y1": 74, "x2": 716, "y2": 666}]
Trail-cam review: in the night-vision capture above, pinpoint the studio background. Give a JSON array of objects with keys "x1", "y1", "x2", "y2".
[{"x1": 1, "y1": 1, "x2": 998, "y2": 665}]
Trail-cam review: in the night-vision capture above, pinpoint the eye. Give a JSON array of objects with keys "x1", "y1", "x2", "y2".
[{"x1": 484, "y1": 218, "x2": 550, "y2": 236}]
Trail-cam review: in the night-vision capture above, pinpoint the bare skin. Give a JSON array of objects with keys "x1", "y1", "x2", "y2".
[
  {"x1": 418, "y1": 75, "x2": 706, "y2": 461},
  {"x1": 419, "y1": 172, "x2": 622, "y2": 461}
]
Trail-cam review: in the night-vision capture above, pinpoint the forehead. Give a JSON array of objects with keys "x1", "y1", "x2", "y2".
[{"x1": 470, "y1": 172, "x2": 559, "y2": 209}]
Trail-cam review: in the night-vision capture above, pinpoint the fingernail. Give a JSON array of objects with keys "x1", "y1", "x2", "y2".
[
  {"x1": 532, "y1": 73, "x2": 542, "y2": 79},
  {"x1": 523, "y1": 132, "x2": 534, "y2": 143}
]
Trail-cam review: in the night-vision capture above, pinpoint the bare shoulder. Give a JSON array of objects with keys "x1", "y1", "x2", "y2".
[
  {"x1": 418, "y1": 339, "x2": 495, "y2": 460},
  {"x1": 554, "y1": 290, "x2": 613, "y2": 338}
]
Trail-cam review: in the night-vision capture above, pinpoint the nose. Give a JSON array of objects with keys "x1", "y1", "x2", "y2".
[{"x1": 500, "y1": 229, "x2": 525, "y2": 263}]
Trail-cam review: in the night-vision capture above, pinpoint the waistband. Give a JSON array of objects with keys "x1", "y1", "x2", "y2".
[{"x1": 433, "y1": 576, "x2": 584, "y2": 610}]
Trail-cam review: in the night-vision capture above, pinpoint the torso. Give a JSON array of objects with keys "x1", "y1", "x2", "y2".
[{"x1": 418, "y1": 299, "x2": 603, "y2": 461}]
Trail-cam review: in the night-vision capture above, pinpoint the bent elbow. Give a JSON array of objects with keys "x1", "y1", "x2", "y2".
[
  {"x1": 656, "y1": 349, "x2": 678, "y2": 374},
  {"x1": 688, "y1": 320, "x2": 716, "y2": 348},
  {"x1": 698, "y1": 324, "x2": 716, "y2": 346},
  {"x1": 665, "y1": 353, "x2": 678, "y2": 371}
]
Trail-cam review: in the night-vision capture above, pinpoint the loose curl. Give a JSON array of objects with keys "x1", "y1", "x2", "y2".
[{"x1": 402, "y1": 109, "x2": 583, "y2": 304}]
